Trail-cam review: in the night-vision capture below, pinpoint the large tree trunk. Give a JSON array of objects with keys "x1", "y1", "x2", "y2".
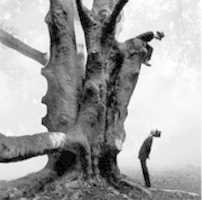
[
  {"x1": 0, "y1": 0, "x2": 200, "y2": 200},
  {"x1": 41, "y1": 0, "x2": 135, "y2": 180},
  {"x1": 41, "y1": 0, "x2": 84, "y2": 175}
]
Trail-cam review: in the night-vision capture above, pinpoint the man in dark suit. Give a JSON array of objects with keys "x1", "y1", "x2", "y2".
[
  {"x1": 138, "y1": 129, "x2": 162, "y2": 187},
  {"x1": 136, "y1": 31, "x2": 165, "y2": 66}
]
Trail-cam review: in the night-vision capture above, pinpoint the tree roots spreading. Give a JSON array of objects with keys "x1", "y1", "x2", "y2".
[
  {"x1": 0, "y1": 168, "x2": 57, "y2": 200},
  {"x1": 1, "y1": 170, "x2": 199, "y2": 200},
  {"x1": 0, "y1": 170, "x2": 153, "y2": 200}
]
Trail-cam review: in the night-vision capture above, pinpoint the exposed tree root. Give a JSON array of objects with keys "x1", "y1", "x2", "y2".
[
  {"x1": 107, "y1": 174, "x2": 201, "y2": 200},
  {"x1": 0, "y1": 168, "x2": 57, "y2": 200},
  {"x1": 107, "y1": 174, "x2": 152, "y2": 200},
  {"x1": 0, "y1": 169, "x2": 200, "y2": 200},
  {"x1": 150, "y1": 188, "x2": 200, "y2": 200}
]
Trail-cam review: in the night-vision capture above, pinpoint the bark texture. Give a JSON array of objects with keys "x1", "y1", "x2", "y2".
[
  {"x1": 0, "y1": 0, "x2": 200, "y2": 200},
  {"x1": 41, "y1": 0, "x2": 85, "y2": 174}
]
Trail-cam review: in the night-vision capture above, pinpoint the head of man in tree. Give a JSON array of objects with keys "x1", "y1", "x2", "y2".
[{"x1": 151, "y1": 129, "x2": 162, "y2": 137}]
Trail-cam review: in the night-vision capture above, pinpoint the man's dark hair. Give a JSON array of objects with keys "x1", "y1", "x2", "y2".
[{"x1": 152, "y1": 129, "x2": 161, "y2": 137}]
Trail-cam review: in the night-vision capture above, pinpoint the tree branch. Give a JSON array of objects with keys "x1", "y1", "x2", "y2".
[
  {"x1": 104, "y1": 39, "x2": 144, "y2": 150},
  {"x1": 42, "y1": 0, "x2": 81, "y2": 137},
  {"x1": 0, "y1": 132, "x2": 66, "y2": 163},
  {"x1": 104, "y1": 0, "x2": 129, "y2": 35},
  {"x1": 0, "y1": 29, "x2": 48, "y2": 66},
  {"x1": 116, "y1": 38, "x2": 145, "y2": 110},
  {"x1": 92, "y1": 0, "x2": 115, "y2": 14},
  {"x1": 75, "y1": 0, "x2": 94, "y2": 29}
]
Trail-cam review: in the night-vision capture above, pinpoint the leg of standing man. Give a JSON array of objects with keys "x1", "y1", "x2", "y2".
[
  {"x1": 140, "y1": 159, "x2": 151, "y2": 187},
  {"x1": 143, "y1": 44, "x2": 153, "y2": 67},
  {"x1": 146, "y1": 44, "x2": 153, "y2": 61},
  {"x1": 143, "y1": 44, "x2": 153, "y2": 66}
]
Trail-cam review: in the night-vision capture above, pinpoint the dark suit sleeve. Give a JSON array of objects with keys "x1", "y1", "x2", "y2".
[
  {"x1": 138, "y1": 136, "x2": 153, "y2": 160},
  {"x1": 136, "y1": 31, "x2": 154, "y2": 42},
  {"x1": 145, "y1": 137, "x2": 153, "y2": 157}
]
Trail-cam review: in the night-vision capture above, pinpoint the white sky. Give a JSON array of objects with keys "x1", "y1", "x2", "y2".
[{"x1": 0, "y1": 0, "x2": 200, "y2": 180}]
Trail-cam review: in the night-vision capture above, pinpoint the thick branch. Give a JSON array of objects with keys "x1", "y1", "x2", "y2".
[
  {"x1": 108, "y1": 174, "x2": 152, "y2": 200},
  {"x1": 42, "y1": 0, "x2": 80, "y2": 132},
  {"x1": 43, "y1": 0, "x2": 85, "y2": 172},
  {"x1": 104, "y1": 0, "x2": 128, "y2": 35},
  {"x1": 0, "y1": 29, "x2": 48, "y2": 66},
  {"x1": 0, "y1": 132, "x2": 66, "y2": 162},
  {"x1": 103, "y1": 38, "x2": 144, "y2": 153},
  {"x1": 92, "y1": 0, "x2": 115, "y2": 14},
  {"x1": 76, "y1": 0, "x2": 94, "y2": 29},
  {"x1": 116, "y1": 38, "x2": 145, "y2": 113}
]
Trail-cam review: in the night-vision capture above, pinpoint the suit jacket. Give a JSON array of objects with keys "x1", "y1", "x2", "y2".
[
  {"x1": 136, "y1": 31, "x2": 154, "y2": 42},
  {"x1": 138, "y1": 136, "x2": 153, "y2": 161}
]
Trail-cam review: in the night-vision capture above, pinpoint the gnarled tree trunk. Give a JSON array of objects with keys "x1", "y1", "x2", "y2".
[
  {"x1": 40, "y1": 0, "x2": 145, "y2": 183},
  {"x1": 0, "y1": 0, "x2": 200, "y2": 200}
]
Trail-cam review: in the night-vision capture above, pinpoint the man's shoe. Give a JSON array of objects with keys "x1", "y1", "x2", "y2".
[{"x1": 145, "y1": 184, "x2": 151, "y2": 188}]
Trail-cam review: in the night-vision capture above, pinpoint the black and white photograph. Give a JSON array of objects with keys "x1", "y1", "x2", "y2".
[{"x1": 0, "y1": 0, "x2": 200, "y2": 199}]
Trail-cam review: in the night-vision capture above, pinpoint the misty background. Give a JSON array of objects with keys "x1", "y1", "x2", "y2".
[{"x1": 0, "y1": 0, "x2": 200, "y2": 190}]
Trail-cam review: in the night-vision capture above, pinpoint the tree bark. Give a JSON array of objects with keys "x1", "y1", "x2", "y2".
[
  {"x1": 0, "y1": 132, "x2": 66, "y2": 162},
  {"x1": 41, "y1": 0, "x2": 87, "y2": 175}
]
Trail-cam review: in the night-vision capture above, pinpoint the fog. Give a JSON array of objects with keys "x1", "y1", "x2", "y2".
[{"x1": 0, "y1": 0, "x2": 200, "y2": 180}]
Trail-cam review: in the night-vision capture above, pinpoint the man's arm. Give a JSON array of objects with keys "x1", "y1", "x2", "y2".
[
  {"x1": 136, "y1": 31, "x2": 154, "y2": 42},
  {"x1": 145, "y1": 137, "x2": 153, "y2": 158},
  {"x1": 136, "y1": 31, "x2": 165, "y2": 42}
]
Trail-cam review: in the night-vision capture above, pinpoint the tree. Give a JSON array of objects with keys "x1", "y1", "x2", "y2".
[{"x1": 0, "y1": 0, "x2": 199, "y2": 200}]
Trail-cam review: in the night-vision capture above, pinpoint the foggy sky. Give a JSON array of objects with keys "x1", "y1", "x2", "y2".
[{"x1": 0, "y1": 0, "x2": 200, "y2": 180}]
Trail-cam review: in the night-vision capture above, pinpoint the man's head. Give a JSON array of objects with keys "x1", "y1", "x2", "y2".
[
  {"x1": 156, "y1": 31, "x2": 165, "y2": 40},
  {"x1": 150, "y1": 129, "x2": 161, "y2": 137}
]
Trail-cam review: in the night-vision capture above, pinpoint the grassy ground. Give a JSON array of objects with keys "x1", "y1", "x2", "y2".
[
  {"x1": 125, "y1": 165, "x2": 201, "y2": 195},
  {"x1": 0, "y1": 165, "x2": 201, "y2": 199},
  {"x1": 0, "y1": 167, "x2": 200, "y2": 200}
]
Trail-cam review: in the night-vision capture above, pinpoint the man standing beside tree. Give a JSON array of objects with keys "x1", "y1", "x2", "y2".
[{"x1": 138, "y1": 129, "x2": 162, "y2": 187}]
